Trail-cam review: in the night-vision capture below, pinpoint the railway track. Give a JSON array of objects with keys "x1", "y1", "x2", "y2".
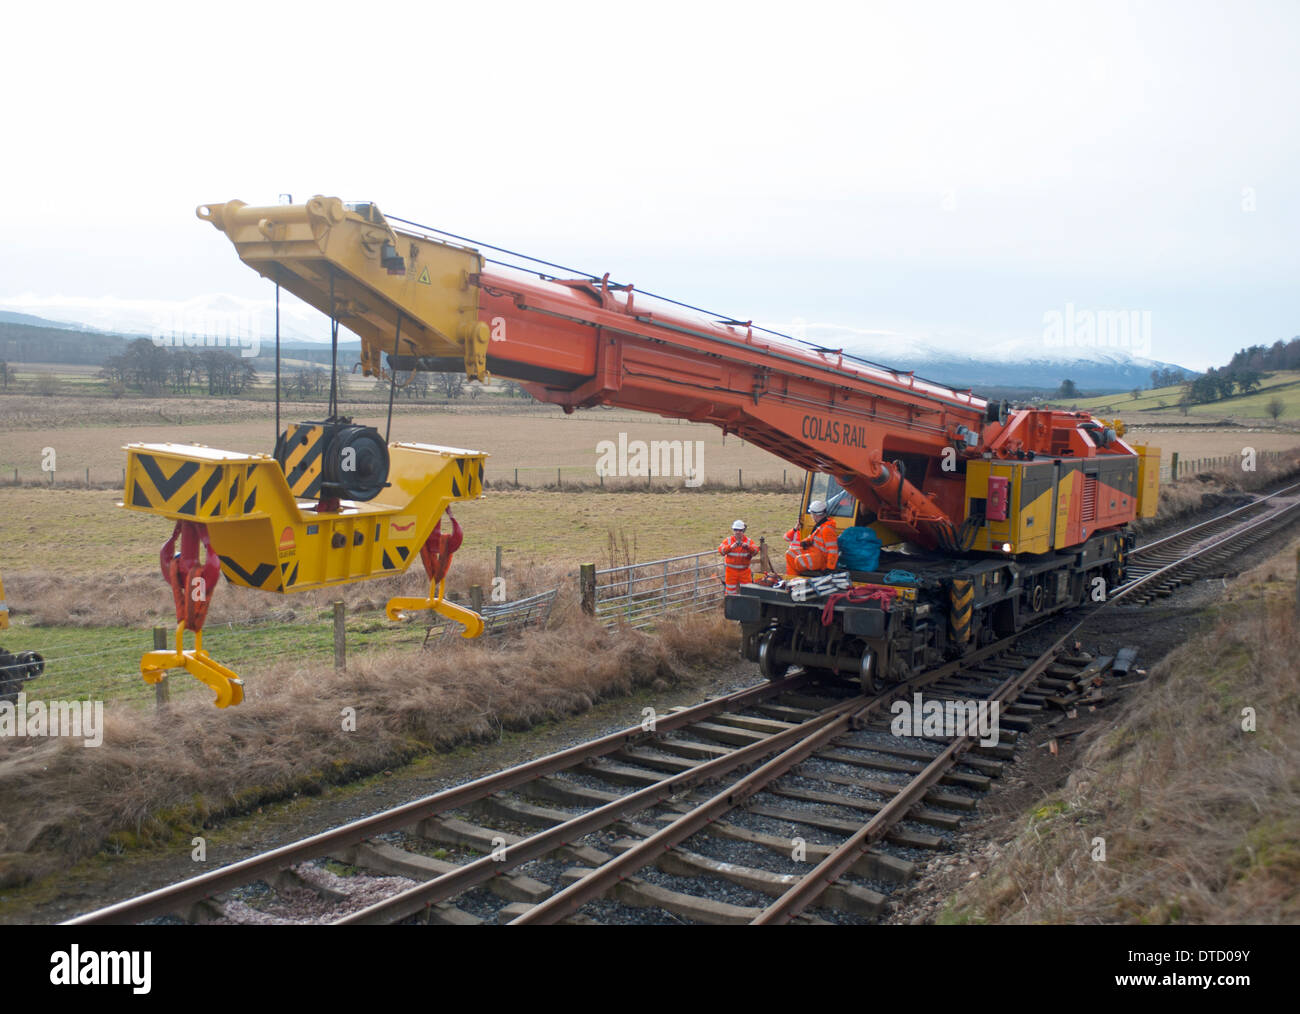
[
  {"x1": 1117, "y1": 479, "x2": 1300, "y2": 604},
  {"x1": 64, "y1": 481, "x2": 1300, "y2": 926}
]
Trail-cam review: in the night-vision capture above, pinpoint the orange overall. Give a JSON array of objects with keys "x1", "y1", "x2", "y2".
[
  {"x1": 784, "y1": 518, "x2": 839, "y2": 576},
  {"x1": 718, "y1": 533, "x2": 759, "y2": 595}
]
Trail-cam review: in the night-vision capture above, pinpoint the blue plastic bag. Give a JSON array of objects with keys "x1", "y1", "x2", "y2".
[{"x1": 837, "y1": 526, "x2": 881, "y2": 572}]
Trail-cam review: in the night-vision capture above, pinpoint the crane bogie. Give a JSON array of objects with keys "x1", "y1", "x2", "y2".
[{"x1": 728, "y1": 526, "x2": 1129, "y2": 686}]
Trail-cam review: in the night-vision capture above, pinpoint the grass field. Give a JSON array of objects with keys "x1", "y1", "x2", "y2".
[
  {"x1": 1066, "y1": 370, "x2": 1300, "y2": 420},
  {"x1": 0, "y1": 481, "x2": 795, "y2": 711},
  {"x1": 1117, "y1": 425, "x2": 1299, "y2": 465},
  {"x1": 0, "y1": 488, "x2": 796, "y2": 580},
  {"x1": 0, "y1": 395, "x2": 792, "y2": 486}
]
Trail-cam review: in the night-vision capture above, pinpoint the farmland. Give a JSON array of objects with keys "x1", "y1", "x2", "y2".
[
  {"x1": 1065, "y1": 370, "x2": 1300, "y2": 420},
  {"x1": 0, "y1": 388, "x2": 794, "y2": 487},
  {"x1": 3, "y1": 386, "x2": 1297, "y2": 715}
]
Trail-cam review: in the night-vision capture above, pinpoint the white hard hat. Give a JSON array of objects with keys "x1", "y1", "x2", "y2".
[
  {"x1": 732, "y1": 519, "x2": 746, "y2": 530},
  {"x1": 809, "y1": 500, "x2": 828, "y2": 515}
]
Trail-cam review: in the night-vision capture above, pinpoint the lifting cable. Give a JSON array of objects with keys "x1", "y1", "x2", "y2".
[
  {"x1": 385, "y1": 310, "x2": 403, "y2": 444},
  {"x1": 327, "y1": 268, "x2": 340, "y2": 421},
  {"x1": 384, "y1": 213, "x2": 978, "y2": 405},
  {"x1": 274, "y1": 267, "x2": 281, "y2": 445}
]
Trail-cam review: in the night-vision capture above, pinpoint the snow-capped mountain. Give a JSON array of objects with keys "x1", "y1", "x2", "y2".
[
  {"x1": 1, "y1": 296, "x2": 1194, "y2": 391},
  {"x1": 781, "y1": 322, "x2": 1192, "y2": 391},
  {"x1": 0, "y1": 293, "x2": 337, "y2": 344}
]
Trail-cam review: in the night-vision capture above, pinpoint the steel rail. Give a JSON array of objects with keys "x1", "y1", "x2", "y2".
[
  {"x1": 1111, "y1": 496, "x2": 1300, "y2": 600},
  {"x1": 508, "y1": 635, "x2": 1024, "y2": 924},
  {"x1": 64, "y1": 673, "x2": 811, "y2": 925},
  {"x1": 335, "y1": 700, "x2": 855, "y2": 924},
  {"x1": 751, "y1": 638, "x2": 1066, "y2": 923},
  {"x1": 754, "y1": 492, "x2": 1300, "y2": 922},
  {"x1": 1128, "y1": 479, "x2": 1300, "y2": 561}
]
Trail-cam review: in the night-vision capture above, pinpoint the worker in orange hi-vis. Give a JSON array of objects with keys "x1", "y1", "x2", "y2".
[
  {"x1": 719, "y1": 520, "x2": 759, "y2": 595},
  {"x1": 785, "y1": 500, "x2": 840, "y2": 576}
]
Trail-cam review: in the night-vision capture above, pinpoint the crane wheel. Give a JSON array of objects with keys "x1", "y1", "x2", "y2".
[
  {"x1": 859, "y1": 647, "x2": 879, "y2": 694},
  {"x1": 757, "y1": 630, "x2": 789, "y2": 682}
]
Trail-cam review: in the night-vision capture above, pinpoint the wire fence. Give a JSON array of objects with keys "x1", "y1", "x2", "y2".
[
  {"x1": 1168, "y1": 450, "x2": 1287, "y2": 480},
  {"x1": 0, "y1": 464, "x2": 795, "y2": 491},
  {"x1": 590, "y1": 550, "x2": 723, "y2": 631},
  {"x1": 487, "y1": 465, "x2": 791, "y2": 489},
  {"x1": 0, "y1": 466, "x2": 128, "y2": 488},
  {"x1": 422, "y1": 587, "x2": 558, "y2": 645}
]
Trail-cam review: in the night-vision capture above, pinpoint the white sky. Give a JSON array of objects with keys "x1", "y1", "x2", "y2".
[{"x1": 2, "y1": 0, "x2": 1297, "y2": 371}]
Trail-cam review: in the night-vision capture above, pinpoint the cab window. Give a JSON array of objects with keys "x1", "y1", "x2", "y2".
[{"x1": 808, "y1": 474, "x2": 856, "y2": 519}]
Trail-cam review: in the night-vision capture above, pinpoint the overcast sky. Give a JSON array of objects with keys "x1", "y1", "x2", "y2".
[{"x1": 2, "y1": 0, "x2": 1296, "y2": 371}]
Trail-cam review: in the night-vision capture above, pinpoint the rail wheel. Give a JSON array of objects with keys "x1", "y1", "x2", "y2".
[
  {"x1": 757, "y1": 629, "x2": 789, "y2": 681},
  {"x1": 859, "y1": 647, "x2": 879, "y2": 694}
]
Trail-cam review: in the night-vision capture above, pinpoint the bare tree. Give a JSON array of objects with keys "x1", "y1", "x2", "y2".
[
  {"x1": 1266, "y1": 397, "x2": 1285, "y2": 421},
  {"x1": 437, "y1": 372, "x2": 464, "y2": 399}
]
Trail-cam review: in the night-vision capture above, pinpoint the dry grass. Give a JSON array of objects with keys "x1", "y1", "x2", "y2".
[
  {"x1": 1134, "y1": 446, "x2": 1300, "y2": 535},
  {"x1": 0, "y1": 486, "x2": 794, "y2": 587},
  {"x1": 0, "y1": 608, "x2": 741, "y2": 888},
  {"x1": 943, "y1": 538, "x2": 1300, "y2": 924},
  {"x1": 2, "y1": 554, "x2": 572, "y2": 632}
]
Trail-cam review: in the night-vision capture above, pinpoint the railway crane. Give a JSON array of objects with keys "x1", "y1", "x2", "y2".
[{"x1": 126, "y1": 196, "x2": 1159, "y2": 704}]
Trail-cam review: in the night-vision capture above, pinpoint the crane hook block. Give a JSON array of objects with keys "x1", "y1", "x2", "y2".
[
  {"x1": 384, "y1": 511, "x2": 485, "y2": 637},
  {"x1": 141, "y1": 623, "x2": 245, "y2": 709}
]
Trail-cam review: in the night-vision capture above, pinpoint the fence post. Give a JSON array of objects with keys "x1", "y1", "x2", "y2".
[
  {"x1": 738, "y1": 468, "x2": 743, "y2": 488},
  {"x1": 557, "y1": 468, "x2": 562, "y2": 488},
  {"x1": 580, "y1": 564, "x2": 596, "y2": 615},
  {"x1": 85, "y1": 467, "x2": 89, "y2": 485},
  {"x1": 153, "y1": 626, "x2": 169, "y2": 709},
  {"x1": 470, "y1": 584, "x2": 484, "y2": 614},
  {"x1": 694, "y1": 554, "x2": 700, "y2": 604},
  {"x1": 1170, "y1": 452, "x2": 1179, "y2": 480},
  {"x1": 333, "y1": 600, "x2": 346, "y2": 671},
  {"x1": 662, "y1": 559, "x2": 669, "y2": 611},
  {"x1": 515, "y1": 467, "x2": 518, "y2": 486},
  {"x1": 495, "y1": 545, "x2": 503, "y2": 580}
]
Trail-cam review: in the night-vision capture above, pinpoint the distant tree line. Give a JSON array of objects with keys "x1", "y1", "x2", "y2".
[
  {"x1": 0, "y1": 322, "x2": 127, "y2": 364},
  {"x1": 1148, "y1": 366, "x2": 1190, "y2": 388},
  {"x1": 1225, "y1": 337, "x2": 1300, "y2": 373},
  {"x1": 1179, "y1": 368, "x2": 1262, "y2": 406},
  {"x1": 100, "y1": 338, "x2": 257, "y2": 396}
]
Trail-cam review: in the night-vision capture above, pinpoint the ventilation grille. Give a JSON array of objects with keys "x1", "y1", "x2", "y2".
[{"x1": 1080, "y1": 475, "x2": 1098, "y2": 523}]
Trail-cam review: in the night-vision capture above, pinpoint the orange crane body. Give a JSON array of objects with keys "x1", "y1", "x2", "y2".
[{"x1": 193, "y1": 197, "x2": 1160, "y2": 686}]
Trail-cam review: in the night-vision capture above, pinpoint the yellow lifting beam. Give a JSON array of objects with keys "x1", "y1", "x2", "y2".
[{"x1": 121, "y1": 439, "x2": 489, "y2": 706}]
